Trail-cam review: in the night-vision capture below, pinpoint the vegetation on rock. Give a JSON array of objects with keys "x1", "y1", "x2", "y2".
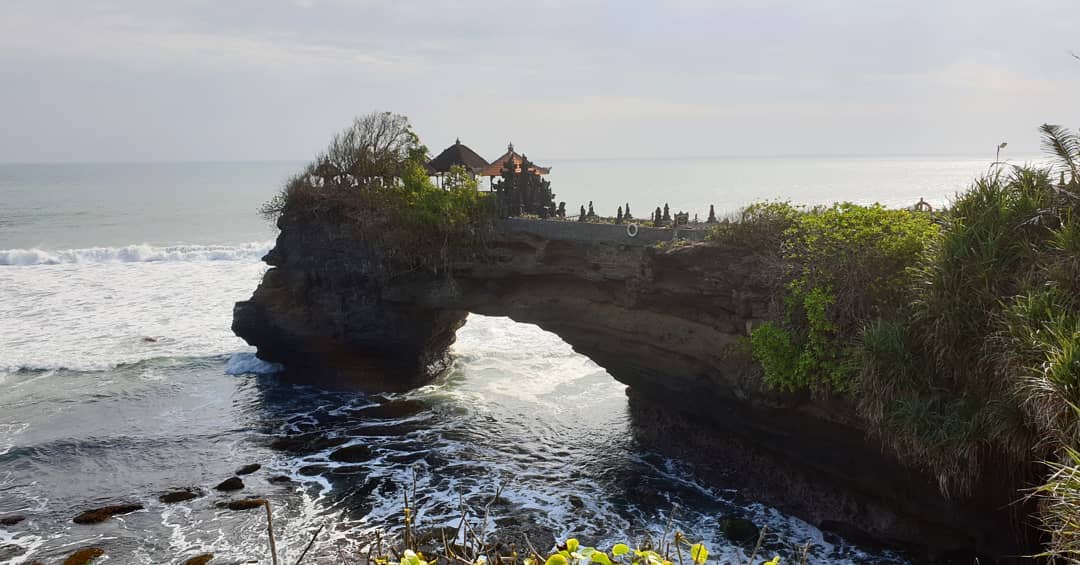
[
  {"x1": 720, "y1": 124, "x2": 1080, "y2": 558},
  {"x1": 261, "y1": 111, "x2": 493, "y2": 275},
  {"x1": 719, "y1": 201, "x2": 937, "y2": 394}
]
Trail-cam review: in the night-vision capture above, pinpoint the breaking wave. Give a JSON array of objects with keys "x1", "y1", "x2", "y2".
[
  {"x1": 225, "y1": 352, "x2": 283, "y2": 375},
  {"x1": 0, "y1": 241, "x2": 274, "y2": 266}
]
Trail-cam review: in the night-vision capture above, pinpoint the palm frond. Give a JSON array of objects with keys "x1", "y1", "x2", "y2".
[{"x1": 1040, "y1": 124, "x2": 1080, "y2": 184}]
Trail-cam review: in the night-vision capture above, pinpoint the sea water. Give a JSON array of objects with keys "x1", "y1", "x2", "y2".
[{"x1": 0, "y1": 157, "x2": 1022, "y2": 563}]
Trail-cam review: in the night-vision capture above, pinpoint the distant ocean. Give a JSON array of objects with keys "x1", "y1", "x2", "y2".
[{"x1": 0, "y1": 156, "x2": 1028, "y2": 564}]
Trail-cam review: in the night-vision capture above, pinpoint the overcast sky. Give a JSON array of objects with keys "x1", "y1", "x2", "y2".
[{"x1": 2, "y1": 0, "x2": 1079, "y2": 162}]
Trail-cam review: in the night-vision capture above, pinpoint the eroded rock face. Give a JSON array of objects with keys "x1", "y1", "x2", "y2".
[
  {"x1": 234, "y1": 216, "x2": 771, "y2": 399},
  {"x1": 232, "y1": 216, "x2": 1023, "y2": 558}
]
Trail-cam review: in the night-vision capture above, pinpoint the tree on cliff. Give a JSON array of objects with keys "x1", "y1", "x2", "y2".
[
  {"x1": 616, "y1": 206, "x2": 624, "y2": 224},
  {"x1": 259, "y1": 111, "x2": 492, "y2": 273},
  {"x1": 324, "y1": 111, "x2": 425, "y2": 186}
]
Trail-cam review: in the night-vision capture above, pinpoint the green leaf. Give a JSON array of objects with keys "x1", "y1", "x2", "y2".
[
  {"x1": 591, "y1": 552, "x2": 612, "y2": 565},
  {"x1": 612, "y1": 544, "x2": 630, "y2": 557},
  {"x1": 566, "y1": 539, "x2": 580, "y2": 552},
  {"x1": 546, "y1": 555, "x2": 569, "y2": 565}
]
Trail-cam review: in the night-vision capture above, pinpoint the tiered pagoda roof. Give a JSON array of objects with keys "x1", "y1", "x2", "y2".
[{"x1": 480, "y1": 143, "x2": 551, "y2": 177}]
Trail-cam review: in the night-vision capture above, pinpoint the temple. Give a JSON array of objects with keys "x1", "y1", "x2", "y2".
[
  {"x1": 426, "y1": 138, "x2": 489, "y2": 186},
  {"x1": 480, "y1": 142, "x2": 551, "y2": 180}
]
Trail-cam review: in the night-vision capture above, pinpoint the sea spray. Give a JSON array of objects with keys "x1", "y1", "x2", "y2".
[{"x1": 0, "y1": 241, "x2": 274, "y2": 266}]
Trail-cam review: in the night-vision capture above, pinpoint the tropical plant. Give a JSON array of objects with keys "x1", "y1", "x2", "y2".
[{"x1": 1041, "y1": 124, "x2": 1080, "y2": 187}]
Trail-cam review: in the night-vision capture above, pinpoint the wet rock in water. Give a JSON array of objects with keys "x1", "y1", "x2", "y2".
[
  {"x1": 160, "y1": 489, "x2": 200, "y2": 504},
  {"x1": 568, "y1": 495, "x2": 584, "y2": 509},
  {"x1": 0, "y1": 543, "x2": 26, "y2": 561},
  {"x1": 329, "y1": 465, "x2": 366, "y2": 476},
  {"x1": 72, "y1": 504, "x2": 143, "y2": 524},
  {"x1": 268, "y1": 475, "x2": 293, "y2": 484},
  {"x1": 61, "y1": 547, "x2": 105, "y2": 565},
  {"x1": 236, "y1": 463, "x2": 261, "y2": 475},
  {"x1": 0, "y1": 515, "x2": 25, "y2": 526},
  {"x1": 416, "y1": 526, "x2": 462, "y2": 556},
  {"x1": 214, "y1": 477, "x2": 244, "y2": 492},
  {"x1": 720, "y1": 516, "x2": 760, "y2": 543},
  {"x1": 226, "y1": 499, "x2": 267, "y2": 511},
  {"x1": 183, "y1": 554, "x2": 214, "y2": 565},
  {"x1": 329, "y1": 444, "x2": 373, "y2": 463},
  {"x1": 298, "y1": 465, "x2": 329, "y2": 477},
  {"x1": 268, "y1": 433, "x2": 348, "y2": 454}
]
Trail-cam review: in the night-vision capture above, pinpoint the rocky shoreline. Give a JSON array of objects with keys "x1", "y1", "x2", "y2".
[{"x1": 231, "y1": 211, "x2": 1027, "y2": 561}]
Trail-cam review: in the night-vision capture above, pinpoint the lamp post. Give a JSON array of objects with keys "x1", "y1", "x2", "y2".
[{"x1": 996, "y1": 142, "x2": 1008, "y2": 163}]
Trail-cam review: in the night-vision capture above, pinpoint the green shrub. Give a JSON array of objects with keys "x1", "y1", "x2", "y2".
[
  {"x1": 860, "y1": 166, "x2": 1080, "y2": 497},
  {"x1": 742, "y1": 201, "x2": 937, "y2": 395}
]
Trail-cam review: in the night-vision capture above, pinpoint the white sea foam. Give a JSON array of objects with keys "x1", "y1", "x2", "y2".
[
  {"x1": 0, "y1": 248, "x2": 268, "y2": 374},
  {"x1": 225, "y1": 352, "x2": 283, "y2": 375},
  {"x1": 0, "y1": 241, "x2": 274, "y2": 266}
]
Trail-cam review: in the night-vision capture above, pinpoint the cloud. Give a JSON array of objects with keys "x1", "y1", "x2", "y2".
[{"x1": 1, "y1": 0, "x2": 1079, "y2": 161}]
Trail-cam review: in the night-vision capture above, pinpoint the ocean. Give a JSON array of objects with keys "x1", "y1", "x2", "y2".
[{"x1": 0, "y1": 156, "x2": 1023, "y2": 564}]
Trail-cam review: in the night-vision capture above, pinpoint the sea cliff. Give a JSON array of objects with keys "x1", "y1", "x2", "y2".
[{"x1": 234, "y1": 210, "x2": 1019, "y2": 561}]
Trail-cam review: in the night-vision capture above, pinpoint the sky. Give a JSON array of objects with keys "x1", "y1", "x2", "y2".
[{"x1": 1, "y1": 0, "x2": 1079, "y2": 163}]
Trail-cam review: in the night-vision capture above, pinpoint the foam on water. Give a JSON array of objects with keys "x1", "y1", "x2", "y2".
[
  {"x1": 225, "y1": 352, "x2": 283, "y2": 375},
  {"x1": 0, "y1": 241, "x2": 274, "y2": 266},
  {"x1": 0, "y1": 247, "x2": 267, "y2": 373}
]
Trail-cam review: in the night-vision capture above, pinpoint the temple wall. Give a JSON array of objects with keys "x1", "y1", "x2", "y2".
[{"x1": 493, "y1": 218, "x2": 708, "y2": 246}]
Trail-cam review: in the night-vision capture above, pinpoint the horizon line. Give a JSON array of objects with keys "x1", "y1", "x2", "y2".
[{"x1": 0, "y1": 151, "x2": 1049, "y2": 166}]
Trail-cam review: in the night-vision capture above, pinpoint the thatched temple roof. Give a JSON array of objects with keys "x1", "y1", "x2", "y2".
[{"x1": 427, "y1": 139, "x2": 490, "y2": 175}]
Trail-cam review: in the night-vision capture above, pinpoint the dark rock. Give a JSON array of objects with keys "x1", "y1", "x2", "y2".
[
  {"x1": 0, "y1": 515, "x2": 25, "y2": 526},
  {"x1": 268, "y1": 475, "x2": 294, "y2": 484},
  {"x1": 329, "y1": 444, "x2": 373, "y2": 463},
  {"x1": 236, "y1": 463, "x2": 261, "y2": 475},
  {"x1": 0, "y1": 544, "x2": 26, "y2": 561},
  {"x1": 568, "y1": 495, "x2": 584, "y2": 509},
  {"x1": 719, "y1": 516, "x2": 760, "y2": 543},
  {"x1": 183, "y1": 554, "x2": 214, "y2": 565},
  {"x1": 214, "y1": 477, "x2": 244, "y2": 492},
  {"x1": 62, "y1": 547, "x2": 105, "y2": 565},
  {"x1": 73, "y1": 504, "x2": 142, "y2": 524},
  {"x1": 329, "y1": 465, "x2": 366, "y2": 476},
  {"x1": 226, "y1": 499, "x2": 266, "y2": 511},
  {"x1": 298, "y1": 465, "x2": 328, "y2": 477},
  {"x1": 160, "y1": 489, "x2": 200, "y2": 504},
  {"x1": 268, "y1": 433, "x2": 348, "y2": 454}
]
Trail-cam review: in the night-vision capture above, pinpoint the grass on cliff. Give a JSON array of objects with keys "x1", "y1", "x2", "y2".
[
  {"x1": 260, "y1": 111, "x2": 493, "y2": 276},
  {"x1": 714, "y1": 124, "x2": 1080, "y2": 558},
  {"x1": 860, "y1": 165, "x2": 1080, "y2": 498}
]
